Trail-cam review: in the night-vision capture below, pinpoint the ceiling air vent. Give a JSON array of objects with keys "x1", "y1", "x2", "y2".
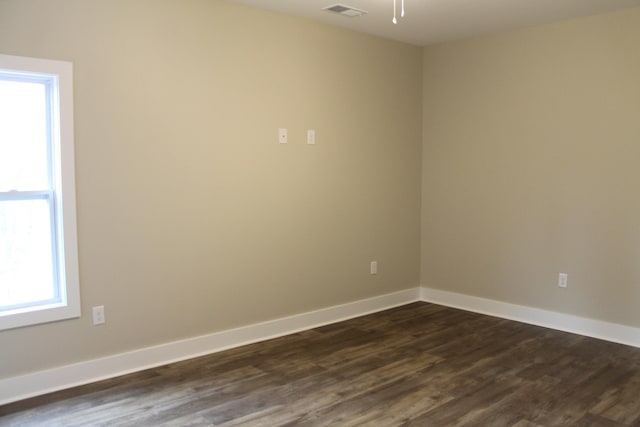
[{"x1": 323, "y1": 4, "x2": 368, "y2": 18}]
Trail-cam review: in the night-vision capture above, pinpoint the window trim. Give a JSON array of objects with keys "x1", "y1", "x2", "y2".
[{"x1": 0, "y1": 53, "x2": 80, "y2": 330}]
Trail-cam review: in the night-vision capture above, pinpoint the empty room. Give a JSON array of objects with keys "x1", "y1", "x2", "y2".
[{"x1": 1, "y1": 0, "x2": 640, "y2": 425}]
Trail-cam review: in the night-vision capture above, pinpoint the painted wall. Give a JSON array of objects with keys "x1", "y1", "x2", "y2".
[
  {"x1": 422, "y1": 7, "x2": 640, "y2": 327},
  {"x1": 0, "y1": 0, "x2": 423, "y2": 378}
]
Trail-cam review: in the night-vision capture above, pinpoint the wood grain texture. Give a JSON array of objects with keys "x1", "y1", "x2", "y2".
[{"x1": 2, "y1": 302, "x2": 640, "y2": 426}]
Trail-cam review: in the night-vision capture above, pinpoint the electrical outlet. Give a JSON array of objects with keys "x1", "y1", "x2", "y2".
[
  {"x1": 279, "y1": 128, "x2": 287, "y2": 144},
  {"x1": 370, "y1": 261, "x2": 378, "y2": 275},
  {"x1": 558, "y1": 273, "x2": 568, "y2": 288},
  {"x1": 92, "y1": 305, "x2": 105, "y2": 325},
  {"x1": 307, "y1": 129, "x2": 316, "y2": 145}
]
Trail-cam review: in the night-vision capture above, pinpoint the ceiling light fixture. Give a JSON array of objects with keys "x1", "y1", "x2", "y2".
[{"x1": 392, "y1": 0, "x2": 405, "y2": 24}]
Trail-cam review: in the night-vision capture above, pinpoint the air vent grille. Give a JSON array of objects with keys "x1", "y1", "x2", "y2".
[{"x1": 323, "y1": 4, "x2": 368, "y2": 17}]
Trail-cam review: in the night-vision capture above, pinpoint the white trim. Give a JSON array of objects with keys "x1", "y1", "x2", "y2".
[
  {"x1": 0, "y1": 53, "x2": 80, "y2": 330},
  {"x1": 0, "y1": 288, "x2": 419, "y2": 405},
  {"x1": 4, "y1": 286, "x2": 640, "y2": 406},
  {"x1": 420, "y1": 287, "x2": 640, "y2": 349}
]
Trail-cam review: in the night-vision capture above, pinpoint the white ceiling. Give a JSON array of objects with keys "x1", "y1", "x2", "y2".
[{"x1": 225, "y1": 0, "x2": 640, "y2": 46}]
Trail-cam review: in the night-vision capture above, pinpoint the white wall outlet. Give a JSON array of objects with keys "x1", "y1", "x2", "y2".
[
  {"x1": 558, "y1": 273, "x2": 568, "y2": 288},
  {"x1": 279, "y1": 128, "x2": 288, "y2": 144},
  {"x1": 307, "y1": 129, "x2": 316, "y2": 145},
  {"x1": 370, "y1": 261, "x2": 378, "y2": 275},
  {"x1": 92, "y1": 305, "x2": 105, "y2": 325}
]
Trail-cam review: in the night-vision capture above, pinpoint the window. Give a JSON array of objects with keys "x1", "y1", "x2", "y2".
[{"x1": 0, "y1": 54, "x2": 80, "y2": 330}]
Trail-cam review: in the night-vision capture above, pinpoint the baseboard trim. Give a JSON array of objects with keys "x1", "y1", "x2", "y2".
[
  {"x1": 420, "y1": 287, "x2": 640, "y2": 349},
  {"x1": 0, "y1": 288, "x2": 419, "y2": 405},
  {"x1": 4, "y1": 286, "x2": 639, "y2": 406}
]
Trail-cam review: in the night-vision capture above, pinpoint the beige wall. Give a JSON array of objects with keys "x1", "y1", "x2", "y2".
[
  {"x1": 0, "y1": 0, "x2": 423, "y2": 378},
  {"x1": 422, "y1": 7, "x2": 640, "y2": 327}
]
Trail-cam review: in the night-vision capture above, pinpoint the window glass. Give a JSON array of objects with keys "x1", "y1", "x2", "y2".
[
  {"x1": 0, "y1": 199, "x2": 56, "y2": 310},
  {"x1": 0, "y1": 79, "x2": 49, "y2": 191}
]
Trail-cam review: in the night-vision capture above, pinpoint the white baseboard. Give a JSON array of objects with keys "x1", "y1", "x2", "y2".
[
  {"x1": 4, "y1": 286, "x2": 640, "y2": 406},
  {"x1": 0, "y1": 288, "x2": 419, "y2": 406},
  {"x1": 420, "y1": 287, "x2": 640, "y2": 349}
]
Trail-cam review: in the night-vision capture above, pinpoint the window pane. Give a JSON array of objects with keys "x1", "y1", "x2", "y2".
[
  {"x1": 0, "y1": 79, "x2": 49, "y2": 192},
  {"x1": 0, "y1": 199, "x2": 56, "y2": 309}
]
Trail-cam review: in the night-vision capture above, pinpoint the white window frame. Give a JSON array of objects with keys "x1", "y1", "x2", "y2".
[{"x1": 0, "y1": 53, "x2": 80, "y2": 330}]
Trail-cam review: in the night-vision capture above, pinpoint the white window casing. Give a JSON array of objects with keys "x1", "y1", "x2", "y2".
[{"x1": 0, "y1": 53, "x2": 80, "y2": 330}]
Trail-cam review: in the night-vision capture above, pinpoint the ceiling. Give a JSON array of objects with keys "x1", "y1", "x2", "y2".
[{"x1": 225, "y1": 0, "x2": 640, "y2": 46}]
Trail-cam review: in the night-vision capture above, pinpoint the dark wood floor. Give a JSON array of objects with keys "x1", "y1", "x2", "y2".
[{"x1": 2, "y1": 302, "x2": 640, "y2": 426}]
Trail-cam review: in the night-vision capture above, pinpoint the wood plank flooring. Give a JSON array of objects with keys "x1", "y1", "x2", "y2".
[{"x1": 2, "y1": 302, "x2": 640, "y2": 426}]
